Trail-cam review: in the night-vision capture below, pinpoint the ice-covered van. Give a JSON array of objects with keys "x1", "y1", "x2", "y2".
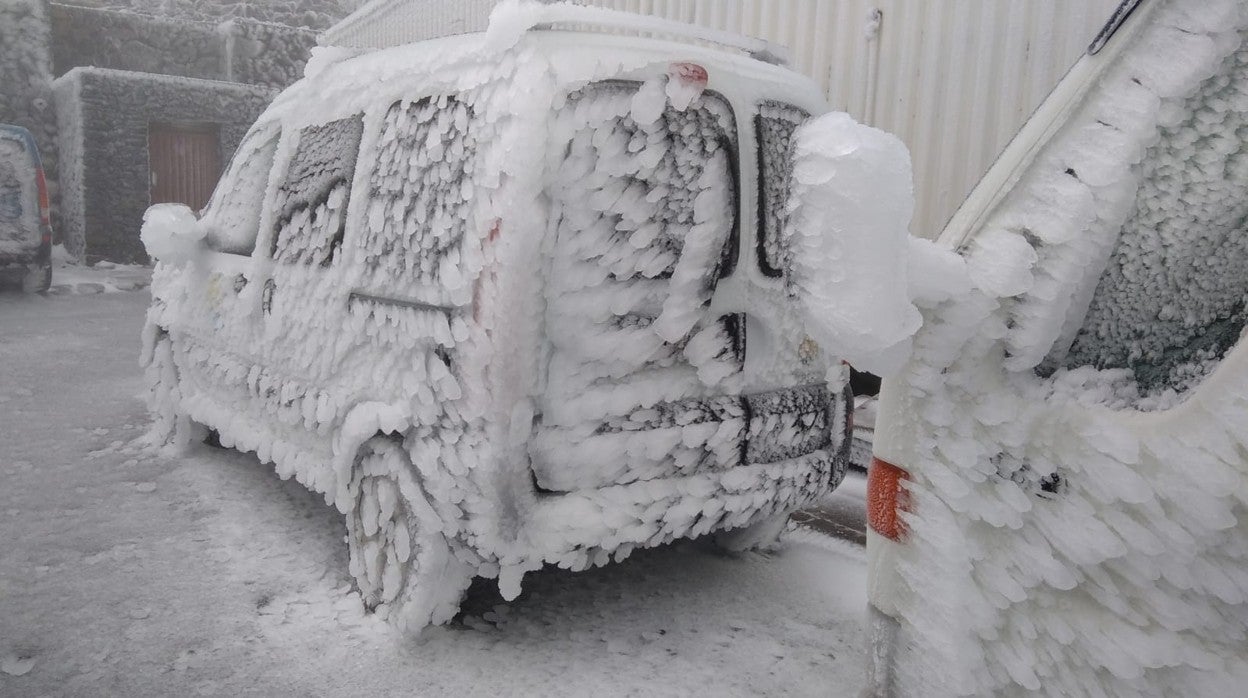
[
  {"x1": 140, "y1": 1, "x2": 915, "y2": 633},
  {"x1": 867, "y1": 0, "x2": 1248, "y2": 694},
  {"x1": 0, "y1": 124, "x2": 52, "y2": 293}
]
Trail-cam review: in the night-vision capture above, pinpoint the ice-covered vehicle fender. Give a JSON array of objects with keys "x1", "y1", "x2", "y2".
[{"x1": 331, "y1": 401, "x2": 416, "y2": 512}]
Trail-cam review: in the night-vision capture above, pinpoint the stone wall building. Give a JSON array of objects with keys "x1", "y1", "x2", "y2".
[{"x1": 0, "y1": 0, "x2": 327, "y2": 262}]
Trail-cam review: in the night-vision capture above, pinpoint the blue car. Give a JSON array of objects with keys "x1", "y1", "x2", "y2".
[{"x1": 0, "y1": 124, "x2": 52, "y2": 293}]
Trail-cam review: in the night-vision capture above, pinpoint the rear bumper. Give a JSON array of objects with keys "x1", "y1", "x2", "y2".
[
  {"x1": 532, "y1": 382, "x2": 850, "y2": 491},
  {"x1": 0, "y1": 232, "x2": 51, "y2": 272}
]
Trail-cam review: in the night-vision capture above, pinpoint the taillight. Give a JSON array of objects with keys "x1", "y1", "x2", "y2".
[
  {"x1": 666, "y1": 62, "x2": 708, "y2": 108},
  {"x1": 669, "y1": 62, "x2": 709, "y2": 88},
  {"x1": 472, "y1": 219, "x2": 502, "y2": 323},
  {"x1": 34, "y1": 167, "x2": 50, "y2": 228},
  {"x1": 868, "y1": 457, "x2": 910, "y2": 541}
]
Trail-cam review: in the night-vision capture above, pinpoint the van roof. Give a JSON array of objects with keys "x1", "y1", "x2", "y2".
[
  {"x1": 0, "y1": 125, "x2": 42, "y2": 167},
  {"x1": 273, "y1": 21, "x2": 820, "y2": 133},
  {"x1": 322, "y1": 0, "x2": 789, "y2": 66}
]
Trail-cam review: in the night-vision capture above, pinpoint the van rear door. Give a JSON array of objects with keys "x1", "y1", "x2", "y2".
[{"x1": 0, "y1": 128, "x2": 42, "y2": 262}]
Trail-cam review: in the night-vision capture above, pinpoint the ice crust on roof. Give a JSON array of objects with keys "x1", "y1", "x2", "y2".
[
  {"x1": 881, "y1": 1, "x2": 1248, "y2": 695},
  {"x1": 139, "y1": 2, "x2": 884, "y2": 633}
]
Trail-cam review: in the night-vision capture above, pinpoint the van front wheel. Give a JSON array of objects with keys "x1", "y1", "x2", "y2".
[{"x1": 345, "y1": 439, "x2": 472, "y2": 634}]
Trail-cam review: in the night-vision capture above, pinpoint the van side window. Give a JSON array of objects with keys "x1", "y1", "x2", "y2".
[
  {"x1": 360, "y1": 97, "x2": 477, "y2": 282},
  {"x1": 201, "y1": 127, "x2": 278, "y2": 256},
  {"x1": 756, "y1": 102, "x2": 809, "y2": 278},
  {"x1": 271, "y1": 115, "x2": 364, "y2": 266}
]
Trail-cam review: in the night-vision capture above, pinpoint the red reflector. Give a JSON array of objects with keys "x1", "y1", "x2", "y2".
[
  {"x1": 868, "y1": 457, "x2": 910, "y2": 541},
  {"x1": 668, "y1": 62, "x2": 708, "y2": 87},
  {"x1": 35, "y1": 168, "x2": 50, "y2": 226}
]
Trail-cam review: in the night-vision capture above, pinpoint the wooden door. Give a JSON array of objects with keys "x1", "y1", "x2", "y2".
[{"x1": 148, "y1": 123, "x2": 222, "y2": 212}]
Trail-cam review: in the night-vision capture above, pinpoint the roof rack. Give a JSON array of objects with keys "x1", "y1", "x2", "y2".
[
  {"x1": 321, "y1": 0, "x2": 790, "y2": 66},
  {"x1": 524, "y1": 4, "x2": 790, "y2": 66}
]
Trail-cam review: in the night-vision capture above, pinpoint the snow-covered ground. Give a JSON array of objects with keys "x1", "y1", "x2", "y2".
[
  {"x1": 44, "y1": 245, "x2": 152, "y2": 295},
  {"x1": 0, "y1": 287, "x2": 868, "y2": 696}
]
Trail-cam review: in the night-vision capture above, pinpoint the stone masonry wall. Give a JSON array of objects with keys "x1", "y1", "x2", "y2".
[{"x1": 54, "y1": 68, "x2": 273, "y2": 263}]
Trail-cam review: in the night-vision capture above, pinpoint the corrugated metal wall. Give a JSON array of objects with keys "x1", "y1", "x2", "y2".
[
  {"x1": 323, "y1": 0, "x2": 498, "y2": 48},
  {"x1": 572, "y1": 0, "x2": 1121, "y2": 237},
  {"x1": 324, "y1": 0, "x2": 1122, "y2": 237}
]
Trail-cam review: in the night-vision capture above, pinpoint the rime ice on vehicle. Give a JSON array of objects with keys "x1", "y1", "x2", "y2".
[
  {"x1": 756, "y1": 101, "x2": 808, "y2": 279},
  {"x1": 534, "y1": 81, "x2": 751, "y2": 492},
  {"x1": 138, "y1": 0, "x2": 899, "y2": 635},
  {"x1": 1060, "y1": 41, "x2": 1248, "y2": 402},
  {"x1": 203, "y1": 129, "x2": 279, "y2": 255},
  {"x1": 360, "y1": 97, "x2": 478, "y2": 287},
  {"x1": 272, "y1": 115, "x2": 364, "y2": 266},
  {"x1": 874, "y1": 1, "x2": 1248, "y2": 695}
]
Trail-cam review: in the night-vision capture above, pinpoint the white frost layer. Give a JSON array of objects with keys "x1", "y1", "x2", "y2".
[
  {"x1": 882, "y1": 1, "x2": 1248, "y2": 695},
  {"x1": 788, "y1": 112, "x2": 920, "y2": 376}
]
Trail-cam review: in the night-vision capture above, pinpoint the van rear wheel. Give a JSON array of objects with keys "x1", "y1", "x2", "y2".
[
  {"x1": 345, "y1": 439, "x2": 472, "y2": 634},
  {"x1": 22, "y1": 262, "x2": 51, "y2": 294}
]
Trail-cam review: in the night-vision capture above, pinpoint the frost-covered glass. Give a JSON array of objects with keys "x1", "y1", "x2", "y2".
[
  {"x1": 1061, "y1": 42, "x2": 1248, "y2": 401},
  {"x1": 271, "y1": 115, "x2": 364, "y2": 266},
  {"x1": 201, "y1": 127, "x2": 278, "y2": 256},
  {"x1": 755, "y1": 102, "x2": 809, "y2": 278},
  {"x1": 360, "y1": 97, "x2": 478, "y2": 283}
]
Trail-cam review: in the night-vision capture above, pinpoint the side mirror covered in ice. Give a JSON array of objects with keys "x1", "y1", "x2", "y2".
[
  {"x1": 786, "y1": 113, "x2": 923, "y2": 376},
  {"x1": 141, "y1": 203, "x2": 206, "y2": 266}
]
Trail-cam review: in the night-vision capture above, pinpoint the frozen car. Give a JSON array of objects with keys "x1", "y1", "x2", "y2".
[
  {"x1": 867, "y1": 0, "x2": 1248, "y2": 695},
  {"x1": 0, "y1": 124, "x2": 52, "y2": 293},
  {"x1": 138, "y1": 2, "x2": 920, "y2": 633}
]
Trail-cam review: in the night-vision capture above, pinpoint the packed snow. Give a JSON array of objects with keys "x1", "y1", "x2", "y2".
[{"x1": 876, "y1": 0, "x2": 1248, "y2": 695}]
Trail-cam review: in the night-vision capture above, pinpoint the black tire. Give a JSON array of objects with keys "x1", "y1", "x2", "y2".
[
  {"x1": 345, "y1": 438, "x2": 472, "y2": 634},
  {"x1": 21, "y1": 263, "x2": 51, "y2": 294}
]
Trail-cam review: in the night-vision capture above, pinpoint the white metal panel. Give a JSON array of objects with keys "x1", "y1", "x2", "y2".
[
  {"x1": 321, "y1": 0, "x2": 498, "y2": 48},
  {"x1": 322, "y1": 0, "x2": 1123, "y2": 237}
]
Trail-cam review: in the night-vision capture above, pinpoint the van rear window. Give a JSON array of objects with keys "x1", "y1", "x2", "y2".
[
  {"x1": 0, "y1": 137, "x2": 38, "y2": 254},
  {"x1": 359, "y1": 97, "x2": 478, "y2": 283},
  {"x1": 202, "y1": 127, "x2": 278, "y2": 256},
  {"x1": 551, "y1": 81, "x2": 739, "y2": 285},
  {"x1": 271, "y1": 115, "x2": 364, "y2": 266},
  {"x1": 756, "y1": 102, "x2": 809, "y2": 278}
]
